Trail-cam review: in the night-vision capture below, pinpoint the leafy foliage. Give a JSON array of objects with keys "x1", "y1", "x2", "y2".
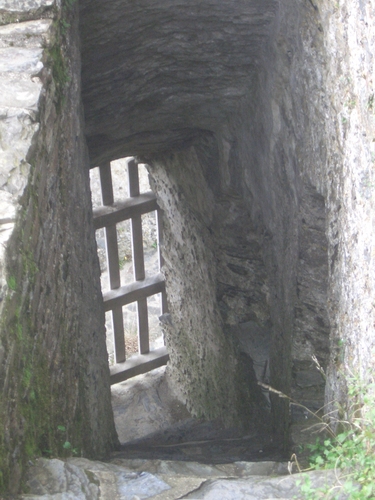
[
  {"x1": 295, "y1": 370, "x2": 375, "y2": 499},
  {"x1": 264, "y1": 357, "x2": 375, "y2": 499}
]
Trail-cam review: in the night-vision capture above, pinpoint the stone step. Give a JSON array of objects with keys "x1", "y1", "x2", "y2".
[{"x1": 22, "y1": 456, "x2": 348, "y2": 500}]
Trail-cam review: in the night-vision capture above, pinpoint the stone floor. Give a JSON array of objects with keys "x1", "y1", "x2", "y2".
[
  {"x1": 111, "y1": 366, "x2": 286, "y2": 464},
  {"x1": 111, "y1": 366, "x2": 191, "y2": 444},
  {"x1": 20, "y1": 366, "x2": 351, "y2": 499},
  {"x1": 23, "y1": 455, "x2": 346, "y2": 500}
]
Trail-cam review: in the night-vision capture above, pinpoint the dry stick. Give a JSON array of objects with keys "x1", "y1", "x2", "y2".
[
  {"x1": 146, "y1": 433, "x2": 258, "y2": 449},
  {"x1": 259, "y1": 380, "x2": 358, "y2": 482},
  {"x1": 258, "y1": 381, "x2": 337, "y2": 439},
  {"x1": 258, "y1": 378, "x2": 349, "y2": 476},
  {"x1": 288, "y1": 453, "x2": 302, "y2": 473},
  {"x1": 312, "y1": 354, "x2": 327, "y2": 380}
]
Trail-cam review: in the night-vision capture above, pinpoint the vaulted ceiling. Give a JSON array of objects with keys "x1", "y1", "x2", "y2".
[{"x1": 79, "y1": 0, "x2": 278, "y2": 164}]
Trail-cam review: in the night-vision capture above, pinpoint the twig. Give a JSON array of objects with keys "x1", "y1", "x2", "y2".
[{"x1": 258, "y1": 381, "x2": 336, "y2": 438}]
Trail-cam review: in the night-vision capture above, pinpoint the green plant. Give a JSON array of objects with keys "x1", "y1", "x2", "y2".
[
  {"x1": 345, "y1": 97, "x2": 357, "y2": 110},
  {"x1": 119, "y1": 254, "x2": 131, "y2": 270},
  {"x1": 57, "y1": 426, "x2": 79, "y2": 456},
  {"x1": 62, "y1": 441, "x2": 78, "y2": 454},
  {"x1": 273, "y1": 362, "x2": 375, "y2": 499},
  {"x1": 48, "y1": 43, "x2": 70, "y2": 111},
  {"x1": 6, "y1": 276, "x2": 16, "y2": 291},
  {"x1": 311, "y1": 373, "x2": 375, "y2": 498},
  {"x1": 60, "y1": 18, "x2": 70, "y2": 36},
  {"x1": 58, "y1": 0, "x2": 77, "y2": 40}
]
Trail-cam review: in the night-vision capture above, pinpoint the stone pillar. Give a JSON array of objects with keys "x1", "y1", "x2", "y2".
[{"x1": 148, "y1": 145, "x2": 267, "y2": 429}]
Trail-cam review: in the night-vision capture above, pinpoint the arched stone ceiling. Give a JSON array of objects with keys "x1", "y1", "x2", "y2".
[{"x1": 79, "y1": 0, "x2": 278, "y2": 165}]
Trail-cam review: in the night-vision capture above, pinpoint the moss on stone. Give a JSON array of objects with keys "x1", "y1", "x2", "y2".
[
  {"x1": 0, "y1": 24, "x2": 67, "y2": 493},
  {"x1": 48, "y1": 43, "x2": 70, "y2": 112},
  {"x1": 0, "y1": 0, "x2": 117, "y2": 493}
]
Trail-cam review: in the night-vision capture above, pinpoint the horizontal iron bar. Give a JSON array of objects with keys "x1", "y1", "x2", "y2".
[
  {"x1": 93, "y1": 191, "x2": 157, "y2": 229},
  {"x1": 103, "y1": 273, "x2": 165, "y2": 311},
  {"x1": 110, "y1": 347, "x2": 169, "y2": 385}
]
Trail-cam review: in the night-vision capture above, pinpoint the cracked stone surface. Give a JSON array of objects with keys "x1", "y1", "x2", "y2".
[
  {"x1": 0, "y1": 18, "x2": 51, "y2": 294},
  {"x1": 79, "y1": 0, "x2": 278, "y2": 163},
  {"x1": 21, "y1": 368, "x2": 350, "y2": 498},
  {"x1": 1, "y1": 0, "x2": 375, "y2": 496},
  {"x1": 23, "y1": 456, "x2": 351, "y2": 500},
  {"x1": 0, "y1": 3, "x2": 118, "y2": 493}
]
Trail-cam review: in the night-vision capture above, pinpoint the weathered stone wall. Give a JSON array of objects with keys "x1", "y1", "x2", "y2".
[
  {"x1": 319, "y1": 0, "x2": 375, "y2": 416},
  {"x1": 245, "y1": 0, "x2": 375, "y2": 427},
  {"x1": 79, "y1": 0, "x2": 375, "y2": 443},
  {"x1": 237, "y1": 0, "x2": 333, "y2": 434},
  {"x1": 1, "y1": 0, "x2": 374, "y2": 492},
  {"x1": 79, "y1": 0, "x2": 329, "y2": 440},
  {"x1": 0, "y1": 1, "x2": 118, "y2": 493},
  {"x1": 147, "y1": 143, "x2": 267, "y2": 429}
]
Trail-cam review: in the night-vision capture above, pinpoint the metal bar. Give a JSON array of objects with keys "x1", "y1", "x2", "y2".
[
  {"x1": 161, "y1": 291, "x2": 168, "y2": 316},
  {"x1": 93, "y1": 193, "x2": 157, "y2": 229},
  {"x1": 105, "y1": 225, "x2": 121, "y2": 290},
  {"x1": 99, "y1": 162, "x2": 125, "y2": 363},
  {"x1": 103, "y1": 273, "x2": 165, "y2": 311},
  {"x1": 111, "y1": 308, "x2": 126, "y2": 363},
  {"x1": 131, "y1": 214, "x2": 145, "y2": 281},
  {"x1": 137, "y1": 297, "x2": 149, "y2": 354},
  {"x1": 110, "y1": 347, "x2": 169, "y2": 385},
  {"x1": 156, "y1": 208, "x2": 164, "y2": 269},
  {"x1": 98, "y1": 164, "x2": 120, "y2": 289},
  {"x1": 128, "y1": 159, "x2": 140, "y2": 197},
  {"x1": 99, "y1": 163, "x2": 114, "y2": 205},
  {"x1": 95, "y1": 159, "x2": 169, "y2": 379},
  {"x1": 127, "y1": 160, "x2": 149, "y2": 356}
]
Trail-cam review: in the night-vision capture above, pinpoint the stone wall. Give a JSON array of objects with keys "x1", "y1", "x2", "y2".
[
  {"x1": 320, "y1": 0, "x2": 375, "y2": 417},
  {"x1": 237, "y1": 0, "x2": 333, "y2": 434},
  {"x1": 0, "y1": 1, "x2": 118, "y2": 493},
  {"x1": 79, "y1": 0, "x2": 375, "y2": 444},
  {"x1": 261, "y1": 0, "x2": 375, "y2": 422},
  {"x1": 147, "y1": 143, "x2": 267, "y2": 429},
  {"x1": 1, "y1": 0, "x2": 375, "y2": 491},
  {"x1": 242, "y1": 0, "x2": 375, "y2": 428}
]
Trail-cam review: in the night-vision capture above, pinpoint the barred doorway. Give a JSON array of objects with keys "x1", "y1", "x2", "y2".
[{"x1": 90, "y1": 158, "x2": 168, "y2": 384}]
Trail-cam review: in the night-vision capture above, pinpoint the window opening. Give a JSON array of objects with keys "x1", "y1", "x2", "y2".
[{"x1": 90, "y1": 158, "x2": 168, "y2": 384}]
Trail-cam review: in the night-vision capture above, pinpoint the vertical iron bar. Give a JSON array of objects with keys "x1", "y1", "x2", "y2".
[
  {"x1": 137, "y1": 298, "x2": 150, "y2": 354},
  {"x1": 128, "y1": 160, "x2": 149, "y2": 354},
  {"x1": 99, "y1": 163, "x2": 125, "y2": 363},
  {"x1": 128, "y1": 159, "x2": 140, "y2": 197}
]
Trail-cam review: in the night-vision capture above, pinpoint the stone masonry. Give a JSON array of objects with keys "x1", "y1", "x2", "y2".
[
  {"x1": 79, "y1": 0, "x2": 375, "y2": 439},
  {"x1": 0, "y1": 0, "x2": 375, "y2": 494},
  {"x1": 0, "y1": 1, "x2": 118, "y2": 494}
]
